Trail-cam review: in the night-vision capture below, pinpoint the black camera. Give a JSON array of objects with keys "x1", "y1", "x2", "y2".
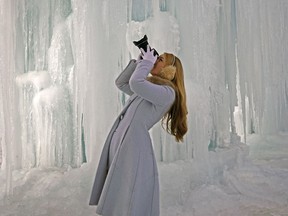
[{"x1": 133, "y1": 35, "x2": 159, "y2": 57}]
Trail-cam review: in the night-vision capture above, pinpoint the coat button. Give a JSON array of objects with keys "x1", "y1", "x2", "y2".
[{"x1": 120, "y1": 114, "x2": 124, "y2": 120}]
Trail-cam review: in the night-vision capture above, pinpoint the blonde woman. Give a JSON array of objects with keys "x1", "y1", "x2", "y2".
[{"x1": 89, "y1": 46, "x2": 188, "y2": 216}]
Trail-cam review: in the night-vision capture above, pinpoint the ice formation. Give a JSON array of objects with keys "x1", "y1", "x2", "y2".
[{"x1": 0, "y1": 0, "x2": 287, "y2": 207}]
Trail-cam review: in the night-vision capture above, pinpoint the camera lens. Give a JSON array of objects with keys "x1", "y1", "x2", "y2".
[
  {"x1": 133, "y1": 35, "x2": 149, "y2": 52},
  {"x1": 133, "y1": 35, "x2": 159, "y2": 56}
]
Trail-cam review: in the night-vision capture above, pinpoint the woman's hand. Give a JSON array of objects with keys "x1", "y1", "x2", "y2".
[{"x1": 140, "y1": 45, "x2": 157, "y2": 64}]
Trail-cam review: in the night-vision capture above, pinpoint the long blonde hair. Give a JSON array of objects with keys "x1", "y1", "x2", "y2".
[{"x1": 162, "y1": 53, "x2": 188, "y2": 142}]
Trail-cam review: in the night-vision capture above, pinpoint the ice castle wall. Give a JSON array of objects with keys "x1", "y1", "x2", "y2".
[{"x1": 0, "y1": 0, "x2": 287, "y2": 172}]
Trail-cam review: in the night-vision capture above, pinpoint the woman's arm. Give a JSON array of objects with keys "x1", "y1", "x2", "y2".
[
  {"x1": 129, "y1": 60, "x2": 175, "y2": 106},
  {"x1": 115, "y1": 60, "x2": 137, "y2": 96}
]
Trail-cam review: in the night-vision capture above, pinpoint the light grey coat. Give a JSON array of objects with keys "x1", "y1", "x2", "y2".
[{"x1": 89, "y1": 59, "x2": 175, "y2": 216}]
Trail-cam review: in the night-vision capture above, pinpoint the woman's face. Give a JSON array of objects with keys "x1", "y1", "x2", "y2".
[{"x1": 150, "y1": 54, "x2": 166, "y2": 76}]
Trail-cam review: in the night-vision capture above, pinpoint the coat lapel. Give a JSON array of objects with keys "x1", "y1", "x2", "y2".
[{"x1": 121, "y1": 93, "x2": 137, "y2": 113}]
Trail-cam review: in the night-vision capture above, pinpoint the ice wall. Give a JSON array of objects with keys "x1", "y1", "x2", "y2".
[
  {"x1": 0, "y1": 0, "x2": 19, "y2": 195},
  {"x1": 236, "y1": 0, "x2": 288, "y2": 136},
  {"x1": 0, "y1": 0, "x2": 288, "y2": 194}
]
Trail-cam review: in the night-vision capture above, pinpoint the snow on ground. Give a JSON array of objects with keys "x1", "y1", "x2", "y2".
[
  {"x1": 0, "y1": 134, "x2": 288, "y2": 216},
  {"x1": 161, "y1": 133, "x2": 288, "y2": 216}
]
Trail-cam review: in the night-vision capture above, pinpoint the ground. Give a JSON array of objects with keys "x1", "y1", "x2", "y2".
[{"x1": 0, "y1": 133, "x2": 288, "y2": 216}]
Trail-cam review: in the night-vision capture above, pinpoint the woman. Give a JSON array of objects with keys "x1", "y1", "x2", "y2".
[{"x1": 89, "y1": 46, "x2": 188, "y2": 216}]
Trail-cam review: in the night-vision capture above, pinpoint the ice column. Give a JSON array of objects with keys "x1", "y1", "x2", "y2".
[
  {"x1": 15, "y1": 0, "x2": 77, "y2": 168},
  {"x1": 236, "y1": 0, "x2": 288, "y2": 136},
  {"x1": 0, "y1": 0, "x2": 20, "y2": 195}
]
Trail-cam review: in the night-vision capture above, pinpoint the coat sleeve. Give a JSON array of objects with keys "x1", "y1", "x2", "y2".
[
  {"x1": 129, "y1": 60, "x2": 175, "y2": 106},
  {"x1": 115, "y1": 59, "x2": 137, "y2": 96}
]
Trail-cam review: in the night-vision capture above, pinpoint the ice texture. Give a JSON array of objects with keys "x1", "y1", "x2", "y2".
[
  {"x1": 0, "y1": 0, "x2": 287, "y2": 214},
  {"x1": 0, "y1": 134, "x2": 288, "y2": 215}
]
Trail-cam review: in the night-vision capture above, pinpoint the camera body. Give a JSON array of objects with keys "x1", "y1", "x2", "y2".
[{"x1": 133, "y1": 35, "x2": 159, "y2": 57}]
